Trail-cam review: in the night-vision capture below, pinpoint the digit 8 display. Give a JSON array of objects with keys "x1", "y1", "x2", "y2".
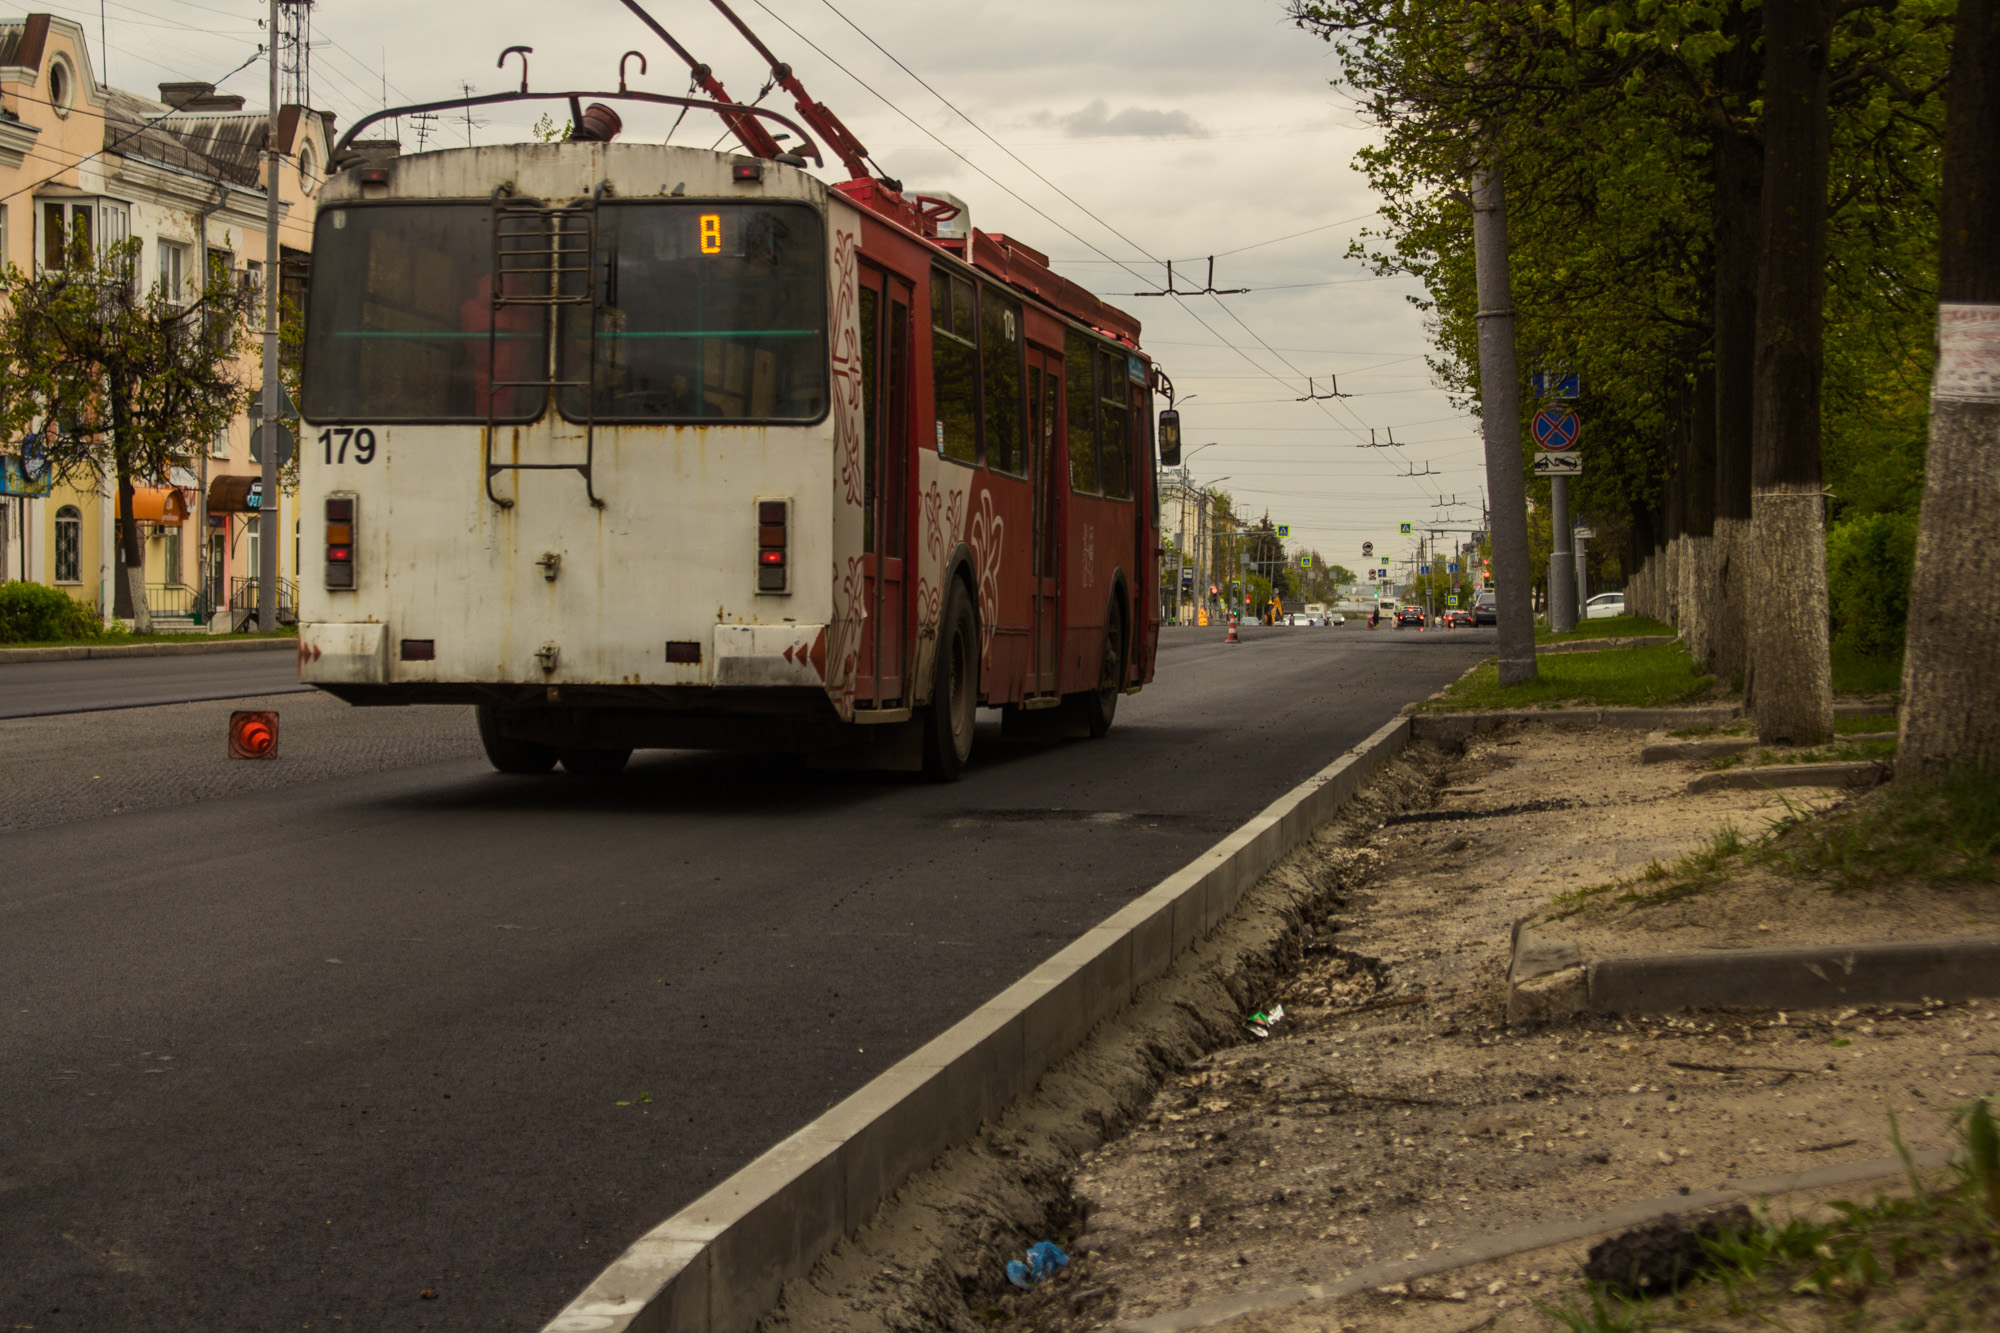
[{"x1": 699, "y1": 213, "x2": 722, "y2": 255}]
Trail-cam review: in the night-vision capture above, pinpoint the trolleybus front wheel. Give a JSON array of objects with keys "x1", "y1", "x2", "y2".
[
  {"x1": 560, "y1": 748, "x2": 632, "y2": 777},
  {"x1": 476, "y1": 705, "x2": 558, "y2": 775},
  {"x1": 922, "y1": 583, "x2": 979, "y2": 782}
]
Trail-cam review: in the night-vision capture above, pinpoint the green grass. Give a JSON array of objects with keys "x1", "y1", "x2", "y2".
[
  {"x1": 1417, "y1": 641, "x2": 1715, "y2": 712},
  {"x1": 1836, "y1": 713, "x2": 1900, "y2": 735},
  {"x1": 1546, "y1": 824, "x2": 1748, "y2": 918},
  {"x1": 1541, "y1": 1102, "x2": 2000, "y2": 1333},
  {"x1": 1755, "y1": 766, "x2": 2000, "y2": 889},
  {"x1": 1709, "y1": 736, "x2": 1898, "y2": 771},
  {"x1": 1832, "y1": 643, "x2": 1903, "y2": 696},
  {"x1": 1537, "y1": 615, "x2": 1677, "y2": 643},
  {"x1": 0, "y1": 626, "x2": 297, "y2": 649}
]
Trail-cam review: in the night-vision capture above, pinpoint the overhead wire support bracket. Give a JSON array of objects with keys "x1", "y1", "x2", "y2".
[
  {"x1": 1400, "y1": 459, "x2": 1441, "y2": 477},
  {"x1": 1132, "y1": 256, "x2": 1250, "y2": 298},
  {"x1": 1356, "y1": 427, "x2": 1399, "y2": 449},
  {"x1": 1295, "y1": 376, "x2": 1349, "y2": 402}
]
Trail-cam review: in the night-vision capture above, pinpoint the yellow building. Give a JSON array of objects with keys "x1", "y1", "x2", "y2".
[{"x1": 0, "y1": 12, "x2": 329, "y2": 627}]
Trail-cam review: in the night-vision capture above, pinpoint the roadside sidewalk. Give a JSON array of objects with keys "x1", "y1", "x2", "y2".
[{"x1": 1009, "y1": 722, "x2": 1999, "y2": 1333}]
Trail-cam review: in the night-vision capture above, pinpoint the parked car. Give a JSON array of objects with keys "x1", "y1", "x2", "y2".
[
  {"x1": 1584, "y1": 591, "x2": 1626, "y2": 620},
  {"x1": 1395, "y1": 605, "x2": 1427, "y2": 628},
  {"x1": 1473, "y1": 592, "x2": 1498, "y2": 626}
]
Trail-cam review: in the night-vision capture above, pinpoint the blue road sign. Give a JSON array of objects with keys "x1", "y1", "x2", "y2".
[
  {"x1": 1533, "y1": 370, "x2": 1581, "y2": 399},
  {"x1": 1420, "y1": 564, "x2": 1431, "y2": 575},
  {"x1": 1448, "y1": 562, "x2": 1459, "y2": 574},
  {"x1": 1277, "y1": 524, "x2": 1289, "y2": 538},
  {"x1": 1532, "y1": 407, "x2": 1581, "y2": 452},
  {"x1": 1399, "y1": 522, "x2": 1412, "y2": 535}
]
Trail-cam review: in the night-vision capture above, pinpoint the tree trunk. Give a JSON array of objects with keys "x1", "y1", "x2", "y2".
[
  {"x1": 1710, "y1": 0, "x2": 1763, "y2": 688},
  {"x1": 1470, "y1": 144, "x2": 1537, "y2": 683},
  {"x1": 1746, "y1": 0, "x2": 1835, "y2": 745},
  {"x1": 1684, "y1": 362, "x2": 1718, "y2": 663},
  {"x1": 1900, "y1": 0, "x2": 2000, "y2": 775},
  {"x1": 115, "y1": 468, "x2": 153, "y2": 635}
]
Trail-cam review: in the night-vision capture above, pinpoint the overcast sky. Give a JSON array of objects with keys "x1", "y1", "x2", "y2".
[{"x1": 87, "y1": 0, "x2": 1487, "y2": 575}]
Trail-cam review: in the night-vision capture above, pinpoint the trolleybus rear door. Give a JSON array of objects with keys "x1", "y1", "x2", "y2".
[
  {"x1": 1027, "y1": 344, "x2": 1062, "y2": 696},
  {"x1": 857, "y1": 267, "x2": 912, "y2": 706}
]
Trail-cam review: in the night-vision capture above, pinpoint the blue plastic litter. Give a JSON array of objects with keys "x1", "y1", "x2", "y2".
[{"x1": 1005, "y1": 1240, "x2": 1069, "y2": 1289}]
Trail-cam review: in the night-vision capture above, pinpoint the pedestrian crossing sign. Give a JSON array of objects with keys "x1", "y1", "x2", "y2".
[
  {"x1": 1448, "y1": 595, "x2": 1460, "y2": 607},
  {"x1": 1399, "y1": 522, "x2": 1412, "y2": 535},
  {"x1": 1300, "y1": 555, "x2": 1312, "y2": 567},
  {"x1": 1277, "y1": 524, "x2": 1289, "y2": 538}
]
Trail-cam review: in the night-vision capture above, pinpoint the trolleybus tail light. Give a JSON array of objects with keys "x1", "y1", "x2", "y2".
[
  {"x1": 731, "y1": 157, "x2": 764, "y2": 184},
  {"x1": 756, "y1": 498, "x2": 790, "y2": 594},
  {"x1": 325, "y1": 494, "x2": 357, "y2": 590}
]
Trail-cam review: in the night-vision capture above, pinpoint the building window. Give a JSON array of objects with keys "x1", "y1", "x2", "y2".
[
  {"x1": 245, "y1": 515, "x2": 260, "y2": 582},
  {"x1": 164, "y1": 526, "x2": 183, "y2": 586},
  {"x1": 48, "y1": 55, "x2": 73, "y2": 117},
  {"x1": 211, "y1": 422, "x2": 231, "y2": 459},
  {"x1": 42, "y1": 201, "x2": 91, "y2": 270},
  {"x1": 298, "y1": 143, "x2": 319, "y2": 195},
  {"x1": 54, "y1": 505, "x2": 81, "y2": 583},
  {"x1": 158, "y1": 240, "x2": 189, "y2": 304}
]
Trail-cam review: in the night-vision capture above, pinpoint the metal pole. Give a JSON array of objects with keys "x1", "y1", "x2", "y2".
[
  {"x1": 258, "y1": 0, "x2": 281, "y2": 632},
  {"x1": 1470, "y1": 144, "x2": 1538, "y2": 681},
  {"x1": 1548, "y1": 476, "x2": 1575, "y2": 631},
  {"x1": 1575, "y1": 528, "x2": 1589, "y2": 612}
]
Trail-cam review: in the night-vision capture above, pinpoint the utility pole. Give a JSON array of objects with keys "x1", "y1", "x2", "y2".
[
  {"x1": 1548, "y1": 476, "x2": 1575, "y2": 631},
  {"x1": 258, "y1": 0, "x2": 280, "y2": 632},
  {"x1": 1470, "y1": 142, "x2": 1538, "y2": 681}
]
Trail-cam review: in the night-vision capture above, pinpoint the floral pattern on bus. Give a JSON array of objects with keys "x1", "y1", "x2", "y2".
[
  {"x1": 916, "y1": 479, "x2": 965, "y2": 628},
  {"x1": 967, "y1": 488, "x2": 1004, "y2": 664},
  {"x1": 825, "y1": 221, "x2": 865, "y2": 718},
  {"x1": 829, "y1": 228, "x2": 865, "y2": 511}
]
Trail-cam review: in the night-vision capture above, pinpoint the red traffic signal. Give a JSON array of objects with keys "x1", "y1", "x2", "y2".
[{"x1": 229, "y1": 710, "x2": 279, "y2": 760}]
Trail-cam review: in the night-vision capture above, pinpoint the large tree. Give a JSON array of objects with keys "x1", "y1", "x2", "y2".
[
  {"x1": 1900, "y1": 0, "x2": 2000, "y2": 773},
  {"x1": 0, "y1": 234, "x2": 250, "y2": 630}
]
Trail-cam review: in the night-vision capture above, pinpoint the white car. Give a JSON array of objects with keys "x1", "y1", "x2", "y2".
[
  {"x1": 1329, "y1": 613, "x2": 1345, "y2": 626},
  {"x1": 1584, "y1": 592, "x2": 1626, "y2": 620}
]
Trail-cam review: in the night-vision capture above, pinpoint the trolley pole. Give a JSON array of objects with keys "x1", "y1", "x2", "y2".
[
  {"x1": 1548, "y1": 477, "x2": 1575, "y2": 632},
  {"x1": 257, "y1": 0, "x2": 281, "y2": 632}
]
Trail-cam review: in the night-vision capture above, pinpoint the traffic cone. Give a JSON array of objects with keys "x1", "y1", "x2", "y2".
[{"x1": 1225, "y1": 616, "x2": 1241, "y2": 644}]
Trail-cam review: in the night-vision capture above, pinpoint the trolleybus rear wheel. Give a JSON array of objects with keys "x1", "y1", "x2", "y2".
[
  {"x1": 1084, "y1": 600, "x2": 1124, "y2": 739},
  {"x1": 559, "y1": 748, "x2": 632, "y2": 777},
  {"x1": 476, "y1": 705, "x2": 558, "y2": 775},
  {"x1": 923, "y1": 583, "x2": 978, "y2": 782}
]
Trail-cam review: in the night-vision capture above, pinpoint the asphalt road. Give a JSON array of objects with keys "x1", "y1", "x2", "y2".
[
  {"x1": 0, "y1": 648, "x2": 310, "y2": 718},
  {"x1": 0, "y1": 623, "x2": 1494, "y2": 1331}
]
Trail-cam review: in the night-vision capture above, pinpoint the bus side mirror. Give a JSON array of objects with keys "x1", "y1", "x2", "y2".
[{"x1": 1157, "y1": 409, "x2": 1182, "y2": 467}]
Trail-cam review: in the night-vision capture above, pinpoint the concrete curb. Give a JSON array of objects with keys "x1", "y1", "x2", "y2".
[
  {"x1": 1641, "y1": 737, "x2": 1758, "y2": 764},
  {"x1": 541, "y1": 716, "x2": 1419, "y2": 1333},
  {"x1": 1588, "y1": 934, "x2": 2000, "y2": 1014},
  {"x1": 1538, "y1": 634, "x2": 1680, "y2": 653},
  {"x1": 1410, "y1": 705, "x2": 1739, "y2": 739},
  {"x1": 1686, "y1": 760, "x2": 1890, "y2": 793},
  {"x1": 1114, "y1": 1147, "x2": 1954, "y2": 1332},
  {"x1": 0, "y1": 637, "x2": 296, "y2": 664}
]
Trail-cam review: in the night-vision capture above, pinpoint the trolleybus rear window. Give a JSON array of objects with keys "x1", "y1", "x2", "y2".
[
  {"x1": 302, "y1": 204, "x2": 550, "y2": 423},
  {"x1": 558, "y1": 203, "x2": 827, "y2": 424}
]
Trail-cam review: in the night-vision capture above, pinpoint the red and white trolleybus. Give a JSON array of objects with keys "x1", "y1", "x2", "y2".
[{"x1": 295, "y1": 18, "x2": 1180, "y2": 780}]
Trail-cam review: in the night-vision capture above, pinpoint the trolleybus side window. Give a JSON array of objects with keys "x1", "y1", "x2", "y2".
[
  {"x1": 1064, "y1": 330, "x2": 1098, "y2": 494},
  {"x1": 930, "y1": 270, "x2": 979, "y2": 466},
  {"x1": 980, "y1": 284, "x2": 1025, "y2": 477},
  {"x1": 302, "y1": 204, "x2": 547, "y2": 423},
  {"x1": 559, "y1": 202, "x2": 827, "y2": 424},
  {"x1": 1099, "y1": 346, "x2": 1133, "y2": 500}
]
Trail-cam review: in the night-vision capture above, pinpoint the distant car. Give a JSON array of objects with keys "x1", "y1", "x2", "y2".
[
  {"x1": 1473, "y1": 593, "x2": 1498, "y2": 626},
  {"x1": 1584, "y1": 592, "x2": 1626, "y2": 620},
  {"x1": 1329, "y1": 613, "x2": 1345, "y2": 626},
  {"x1": 1395, "y1": 605, "x2": 1427, "y2": 628},
  {"x1": 1443, "y1": 608, "x2": 1474, "y2": 628}
]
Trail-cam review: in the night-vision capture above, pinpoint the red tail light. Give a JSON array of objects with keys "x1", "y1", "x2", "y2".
[
  {"x1": 325, "y1": 495, "x2": 357, "y2": 590},
  {"x1": 229, "y1": 710, "x2": 279, "y2": 759},
  {"x1": 756, "y1": 498, "x2": 790, "y2": 594}
]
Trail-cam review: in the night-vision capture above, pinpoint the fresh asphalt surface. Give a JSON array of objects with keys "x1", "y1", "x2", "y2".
[
  {"x1": 1, "y1": 622, "x2": 1494, "y2": 1331},
  {"x1": 0, "y1": 649, "x2": 310, "y2": 718}
]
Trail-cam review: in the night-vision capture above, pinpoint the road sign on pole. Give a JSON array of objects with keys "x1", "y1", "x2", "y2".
[
  {"x1": 1531, "y1": 407, "x2": 1581, "y2": 451},
  {"x1": 1361, "y1": 541, "x2": 1373, "y2": 556},
  {"x1": 1399, "y1": 522, "x2": 1412, "y2": 535},
  {"x1": 1532, "y1": 370, "x2": 1581, "y2": 400},
  {"x1": 1533, "y1": 453, "x2": 1583, "y2": 476},
  {"x1": 1276, "y1": 524, "x2": 1289, "y2": 538}
]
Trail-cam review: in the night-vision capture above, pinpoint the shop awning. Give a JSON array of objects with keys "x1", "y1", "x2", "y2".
[
  {"x1": 207, "y1": 475, "x2": 265, "y2": 514},
  {"x1": 126, "y1": 486, "x2": 192, "y2": 525}
]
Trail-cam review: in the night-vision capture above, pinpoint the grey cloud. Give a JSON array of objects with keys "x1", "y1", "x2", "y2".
[{"x1": 1058, "y1": 99, "x2": 1206, "y2": 138}]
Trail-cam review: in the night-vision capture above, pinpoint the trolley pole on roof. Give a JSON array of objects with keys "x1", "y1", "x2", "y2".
[{"x1": 258, "y1": 0, "x2": 280, "y2": 632}]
